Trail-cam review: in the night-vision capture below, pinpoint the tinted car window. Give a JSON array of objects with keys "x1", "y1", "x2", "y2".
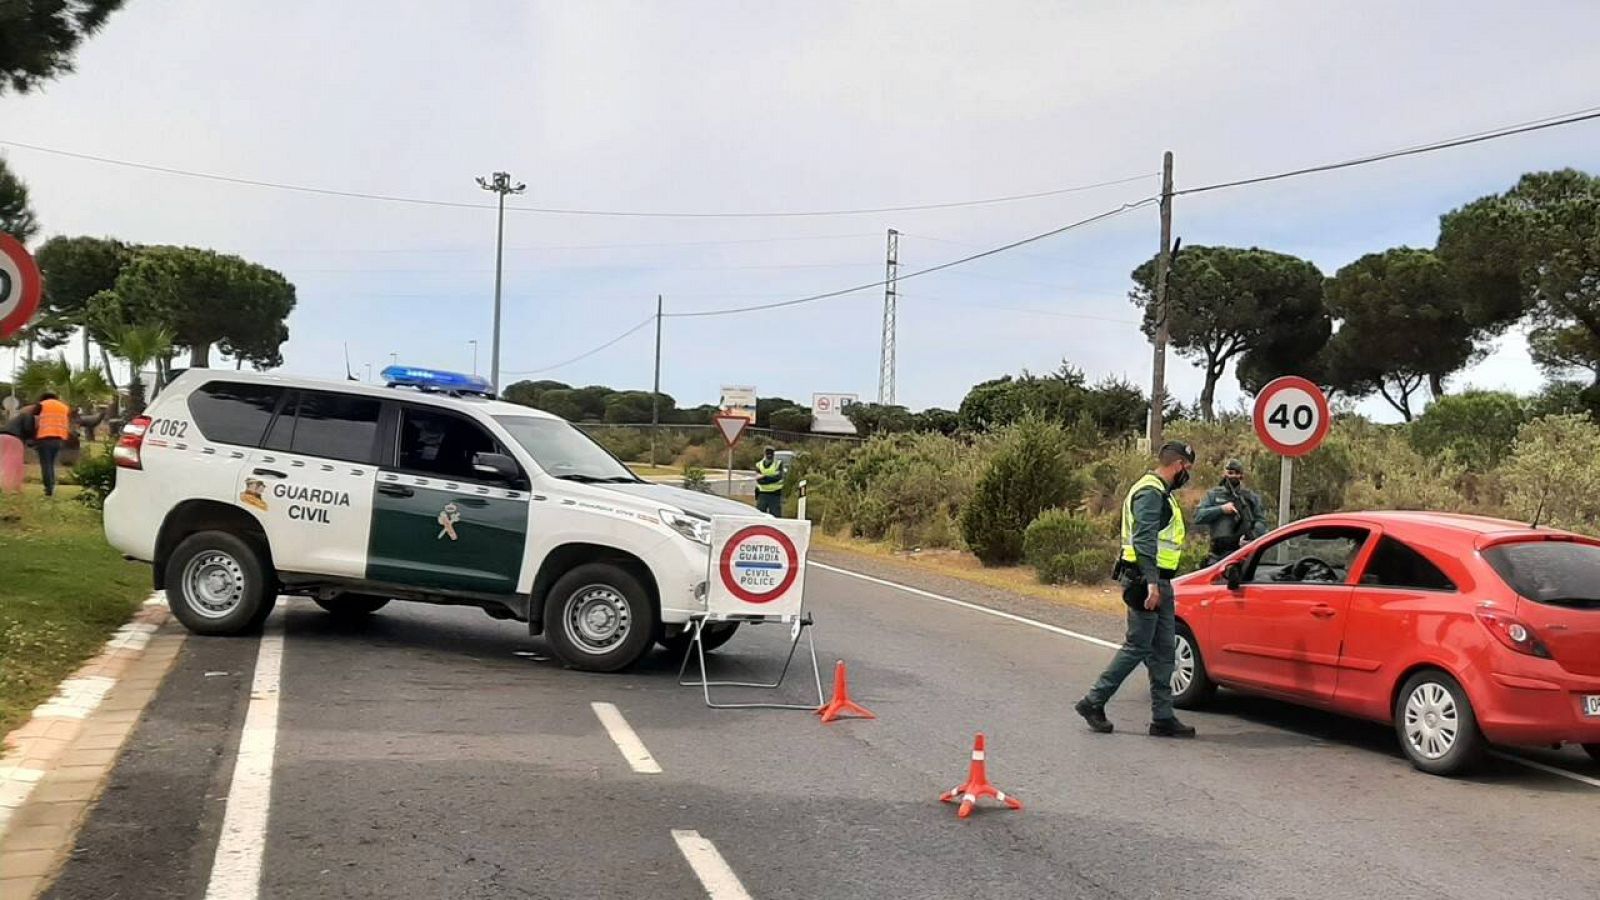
[
  {"x1": 261, "y1": 390, "x2": 380, "y2": 464},
  {"x1": 187, "y1": 382, "x2": 284, "y2": 447},
  {"x1": 1360, "y1": 537, "x2": 1456, "y2": 591},
  {"x1": 1484, "y1": 541, "x2": 1600, "y2": 609},
  {"x1": 398, "y1": 406, "x2": 501, "y2": 480}
]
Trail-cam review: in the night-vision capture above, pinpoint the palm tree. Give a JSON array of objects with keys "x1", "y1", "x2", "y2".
[{"x1": 104, "y1": 325, "x2": 172, "y2": 415}]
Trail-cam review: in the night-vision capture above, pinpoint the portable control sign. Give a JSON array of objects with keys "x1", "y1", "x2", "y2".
[
  {"x1": 0, "y1": 233, "x2": 42, "y2": 342},
  {"x1": 1253, "y1": 376, "x2": 1331, "y2": 527},
  {"x1": 708, "y1": 516, "x2": 811, "y2": 619}
]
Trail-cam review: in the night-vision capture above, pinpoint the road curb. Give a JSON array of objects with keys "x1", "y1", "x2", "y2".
[{"x1": 0, "y1": 594, "x2": 185, "y2": 900}]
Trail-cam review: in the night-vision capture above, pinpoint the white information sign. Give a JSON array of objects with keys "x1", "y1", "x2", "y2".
[
  {"x1": 719, "y1": 385, "x2": 757, "y2": 423},
  {"x1": 811, "y1": 392, "x2": 859, "y2": 435},
  {"x1": 707, "y1": 515, "x2": 811, "y2": 619}
]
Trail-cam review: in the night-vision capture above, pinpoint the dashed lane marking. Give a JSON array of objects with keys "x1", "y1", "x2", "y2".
[
  {"x1": 591, "y1": 702, "x2": 663, "y2": 774},
  {"x1": 672, "y1": 829, "x2": 753, "y2": 900}
]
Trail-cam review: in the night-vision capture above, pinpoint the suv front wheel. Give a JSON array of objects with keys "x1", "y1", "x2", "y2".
[
  {"x1": 544, "y1": 563, "x2": 657, "y2": 673},
  {"x1": 165, "y1": 531, "x2": 275, "y2": 635}
]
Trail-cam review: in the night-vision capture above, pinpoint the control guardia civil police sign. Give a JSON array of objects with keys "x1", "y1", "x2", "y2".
[{"x1": 708, "y1": 517, "x2": 811, "y2": 619}]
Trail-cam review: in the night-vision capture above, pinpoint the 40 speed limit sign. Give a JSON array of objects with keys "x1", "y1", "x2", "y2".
[
  {"x1": 1253, "y1": 376, "x2": 1330, "y2": 528},
  {"x1": 1253, "y1": 376, "x2": 1330, "y2": 457}
]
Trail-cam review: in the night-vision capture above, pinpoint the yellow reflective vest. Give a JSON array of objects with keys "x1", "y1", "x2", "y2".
[
  {"x1": 755, "y1": 458, "x2": 784, "y2": 493},
  {"x1": 1120, "y1": 472, "x2": 1185, "y2": 572}
]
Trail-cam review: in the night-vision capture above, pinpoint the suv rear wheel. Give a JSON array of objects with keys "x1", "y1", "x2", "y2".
[
  {"x1": 544, "y1": 563, "x2": 656, "y2": 673},
  {"x1": 165, "y1": 531, "x2": 275, "y2": 635}
]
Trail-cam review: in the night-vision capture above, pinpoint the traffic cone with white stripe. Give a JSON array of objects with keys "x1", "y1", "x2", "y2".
[
  {"x1": 940, "y1": 733, "x2": 1022, "y2": 819},
  {"x1": 816, "y1": 660, "x2": 874, "y2": 723}
]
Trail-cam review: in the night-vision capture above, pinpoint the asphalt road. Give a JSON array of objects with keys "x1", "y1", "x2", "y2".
[{"x1": 45, "y1": 552, "x2": 1600, "y2": 899}]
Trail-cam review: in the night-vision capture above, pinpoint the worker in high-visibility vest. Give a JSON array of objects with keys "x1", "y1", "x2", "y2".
[
  {"x1": 754, "y1": 446, "x2": 785, "y2": 516},
  {"x1": 33, "y1": 392, "x2": 72, "y2": 498},
  {"x1": 1074, "y1": 440, "x2": 1198, "y2": 739}
]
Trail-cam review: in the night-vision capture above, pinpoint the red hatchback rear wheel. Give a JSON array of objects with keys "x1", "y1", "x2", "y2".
[
  {"x1": 1394, "y1": 670, "x2": 1486, "y2": 776},
  {"x1": 1584, "y1": 743, "x2": 1599, "y2": 764}
]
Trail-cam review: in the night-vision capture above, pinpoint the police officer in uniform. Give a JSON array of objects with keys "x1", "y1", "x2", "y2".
[
  {"x1": 1195, "y1": 459, "x2": 1269, "y2": 566},
  {"x1": 754, "y1": 445, "x2": 785, "y2": 516},
  {"x1": 1074, "y1": 440, "x2": 1198, "y2": 738}
]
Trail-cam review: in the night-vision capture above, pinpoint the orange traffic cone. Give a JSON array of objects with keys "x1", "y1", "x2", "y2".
[
  {"x1": 940, "y1": 733, "x2": 1022, "y2": 819},
  {"x1": 816, "y1": 660, "x2": 875, "y2": 723}
]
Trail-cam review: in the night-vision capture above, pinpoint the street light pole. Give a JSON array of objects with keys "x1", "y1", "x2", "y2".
[
  {"x1": 469, "y1": 340, "x2": 478, "y2": 376},
  {"x1": 476, "y1": 171, "x2": 526, "y2": 395}
]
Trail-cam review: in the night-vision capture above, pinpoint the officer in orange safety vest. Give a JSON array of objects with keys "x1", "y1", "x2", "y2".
[{"x1": 33, "y1": 392, "x2": 71, "y2": 497}]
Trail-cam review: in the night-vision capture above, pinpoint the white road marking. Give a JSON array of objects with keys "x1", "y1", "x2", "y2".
[
  {"x1": 671, "y1": 829, "x2": 753, "y2": 900},
  {"x1": 204, "y1": 610, "x2": 285, "y2": 900},
  {"x1": 811, "y1": 561, "x2": 1122, "y2": 650},
  {"x1": 813, "y1": 562, "x2": 1600, "y2": 790},
  {"x1": 1491, "y1": 750, "x2": 1600, "y2": 789},
  {"x1": 591, "y1": 702, "x2": 663, "y2": 774}
]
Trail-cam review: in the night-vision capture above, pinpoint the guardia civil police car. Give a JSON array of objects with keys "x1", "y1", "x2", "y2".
[{"x1": 103, "y1": 366, "x2": 757, "y2": 671}]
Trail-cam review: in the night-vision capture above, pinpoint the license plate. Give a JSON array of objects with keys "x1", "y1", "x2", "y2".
[{"x1": 1586, "y1": 695, "x2": 1600, "y2": 717}]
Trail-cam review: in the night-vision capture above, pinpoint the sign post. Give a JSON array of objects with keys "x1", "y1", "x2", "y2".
[
  {"x1": 1252, "y1": 376, "x2": 1330, "y2": 527},
  {"x1": 0, "y1": 234, "x2": 43, "y2": 342},
  {"x1": 713, "y1": 414, "x2": 749, "y2": 497}
]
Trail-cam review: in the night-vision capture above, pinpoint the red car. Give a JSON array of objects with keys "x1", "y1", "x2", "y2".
[{"x1": 1171, "y1": 511, "x2": 1600, "y2": 775}]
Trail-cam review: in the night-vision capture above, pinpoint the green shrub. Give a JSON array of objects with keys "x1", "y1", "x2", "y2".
[
  {"x1": 681, "y1": 466, "x2": 708, "y2": 493},
  {"x1": 1408, "y1": 391, "x2": 1527, "y2": 471},
  {"x1": 1500, "y1": 414, "x2": 1600, "y2": 533},
  {"x1": 1037, "y1": 548, "x2": 1116, "y2": 585},
  {"x1": 71, "y1": 444, "x2": 117, "y2": 510},
  {"x1": 1022, "y1": 509, "x2": 1106, "y2": 567},
  {"x1": 961, "y1": 416, "x2": 1084, "y2": 565}
]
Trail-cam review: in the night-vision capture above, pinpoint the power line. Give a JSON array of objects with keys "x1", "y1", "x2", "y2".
[
  {"x1": 258, "y1": 233, "x2": 882, "y2": 254},
  {"x1": 500, "y1": 315, "x2": 657, "y2": 376},
  {"x1": 501, "y1": 197, "x2": 1154, "y2": 373},
  {"x1": 0, "y1": 138, "x2": 1152, "y2": 218},
  {"x1": 1177, "y1": 105, "x2": 1600, "y2": 196},
  {"x1": 664, "y1": 198, "x2": 1157, "y2": 318}
]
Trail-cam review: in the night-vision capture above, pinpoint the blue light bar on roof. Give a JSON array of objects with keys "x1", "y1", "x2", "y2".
[{"x1": 380, "y1": 365, "x2": 495, "y2": 396}]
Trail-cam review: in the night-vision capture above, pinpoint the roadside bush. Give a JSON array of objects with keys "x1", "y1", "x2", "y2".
[
  {"x1": 1408, "y1": 391, "x2": 1526, "y2": 472},
  {"x1": 682, "y1": 466, "x2": 708, "y2": 492},
  {"x1": 961, "y1": 416, "x2": 1083, "y2": 565},
  {"x1": 71, "y1": 444, "x2": 116, "y2": 510},
  {"x1": 1500, "y1": 414, "x2": 1600, "y2": 533},
  {"x1": 1037, "y1": 548, "x2": 1116, "y2": 585},
  {"x1": 1023, "y1": 509, "x2": 1106, "y2": 567}
]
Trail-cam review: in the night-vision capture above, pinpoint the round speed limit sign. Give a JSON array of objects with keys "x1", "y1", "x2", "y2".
[
  {"x1": 1253, "y1": 376, "x2": 1330, "y2": 457},
  {"x1": 0, "y1": 233, "x2": 43, "y2": 342}
]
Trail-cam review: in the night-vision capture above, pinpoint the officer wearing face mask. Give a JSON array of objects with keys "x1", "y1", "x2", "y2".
[
  {"x1": 1195, "y1": 459, "x2": 1269, "y2": 566},
  {"x1": 1075, "y1": 440, "x2": 1198, "y2": 739}
]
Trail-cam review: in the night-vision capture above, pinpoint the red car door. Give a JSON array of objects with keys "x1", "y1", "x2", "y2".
[{"x1": 1207, "y1": 525, "x2": 1371, "y2": 704}]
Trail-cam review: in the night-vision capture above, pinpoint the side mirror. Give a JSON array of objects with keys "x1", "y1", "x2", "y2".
[
  {"x1": 471, "y1": 452, "x2": 521, "y2": 485},
  {"x1": 1224, "y1": 562, "x2": 1243, "y2": 592}
]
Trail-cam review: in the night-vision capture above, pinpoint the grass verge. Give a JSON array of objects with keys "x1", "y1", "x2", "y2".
[
  {"x1": 626, "y1": 463, "x2": 684, "y2": 478},
  {"x1": 810, "y1": 530, "x2": 1126, "y2": 616},
  {"x1": 0, "y1": 488, "x2": 150, "y2": 738}
]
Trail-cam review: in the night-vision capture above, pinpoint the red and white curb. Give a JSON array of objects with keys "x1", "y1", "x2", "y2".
[{"x1": 0, "y1": 594, "x2": 172, "y2": 839}]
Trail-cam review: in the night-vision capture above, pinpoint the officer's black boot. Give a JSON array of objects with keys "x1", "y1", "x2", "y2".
[
  {"x1": 1149, "y1": 716, "x2": 1197, "y2": 738},
  {"x1": 1074, "y1": 698, "x2": 1114, "y2": 734}
]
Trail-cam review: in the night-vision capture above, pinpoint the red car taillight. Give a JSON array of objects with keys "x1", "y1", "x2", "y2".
[
  {"x1": 1475, "y1": 607, "x2": 1553, "y2": 659},
  {"x1": 113, "y1": 415, "x2": 152, "y2": 470}
]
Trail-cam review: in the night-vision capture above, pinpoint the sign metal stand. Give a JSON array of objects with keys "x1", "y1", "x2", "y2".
[{"x1": 678, "y1": 516, "x2": 823, "y2": 710}]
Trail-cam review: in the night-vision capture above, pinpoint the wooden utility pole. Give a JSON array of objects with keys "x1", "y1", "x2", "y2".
[
  {"x1": 650, "y1": 295, "x2": 663, "y2": 468},
  {"x1": 1147, "y1": 151, "x2": 1175, "y2": 451}
]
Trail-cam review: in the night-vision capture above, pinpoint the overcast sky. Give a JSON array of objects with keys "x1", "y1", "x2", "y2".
[{"x1": 5, "y1": 1, "x2": 1599, "y2": 420}]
